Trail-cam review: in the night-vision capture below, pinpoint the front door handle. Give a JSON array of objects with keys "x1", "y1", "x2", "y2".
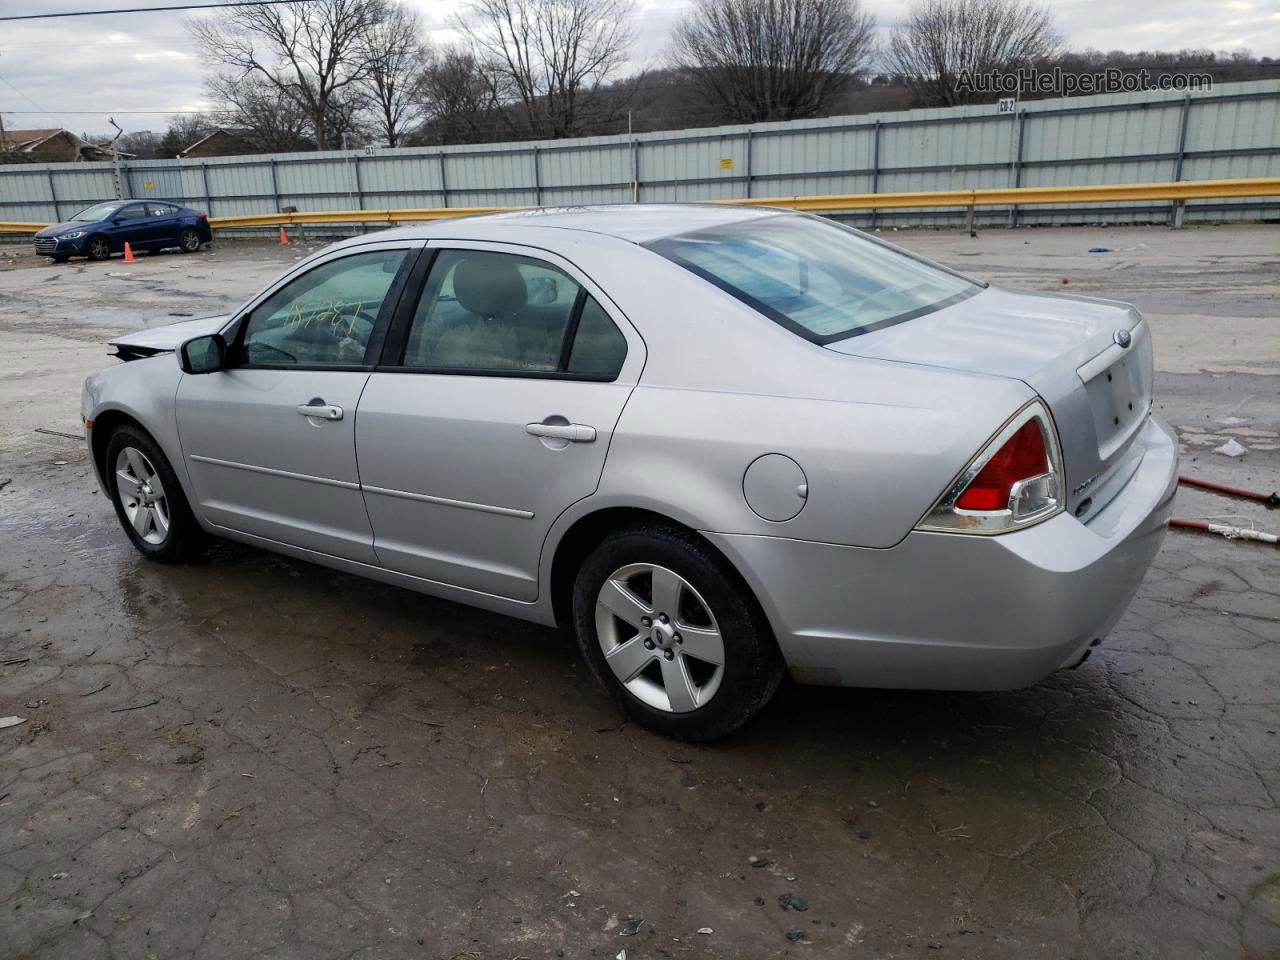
[
  {"x1": 526, "y1": 422, "x2": 596, "y2": 443},
  {"x1": 296, "y1": 402, "x2": 344, "y2": 421}
]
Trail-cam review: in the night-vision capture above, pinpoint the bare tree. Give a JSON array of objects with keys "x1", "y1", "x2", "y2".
[
  {"x1": 158, "y1": 114, "x2": 216, "y2": 157},
  {"x1": 456, "y1": 0, "x2": 635, "y2": 139},
  {"x1": 188, "y1": 0, "x2": 386, "y2": 149},
  {"x1": 884, "y1": 0, "x2": 1060, "y2": 106},
  {"x1": 206, "y1": 72, "x2": 315, "y2": 151},
  {"x1": 670, "y1": 0, "x2": 876, "y2": 123},
  {"x1": 413, "y1": 46, "x2": 503, "y2": 144},
  {"x1": 359, "y1": 1, "x2": 428, "y2": 146}
]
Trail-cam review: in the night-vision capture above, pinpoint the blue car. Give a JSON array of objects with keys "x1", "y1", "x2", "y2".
[{"x1": 34, "y1": 200, "x2": 213, "y2": 262}]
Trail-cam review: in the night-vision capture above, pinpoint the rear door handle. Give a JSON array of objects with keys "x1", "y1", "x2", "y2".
[
  {"x1": 526, "y1": 422, "x2": 596, "y2": 442},
  {"x1": 296, "y1": 402, "x2": 344, "y2": 421}
]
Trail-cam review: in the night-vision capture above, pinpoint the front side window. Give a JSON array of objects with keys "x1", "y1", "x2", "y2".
[
  {"x1": 115, "y1": 204, "x2": 148, "y2": 221},
  {"x1": 648, "y1": 214, "x2": 979, "y2": 343},
  {"x1": 401, "y1": 249, "x2": 625, "y2": 378},
  {"x1": 239, "y1": 249, "x2": 408, "y2": 367}
]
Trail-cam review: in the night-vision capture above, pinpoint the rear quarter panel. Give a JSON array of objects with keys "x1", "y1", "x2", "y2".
[{"x1": 534, "y1": 237, "x2": 1037, "y2": 549}]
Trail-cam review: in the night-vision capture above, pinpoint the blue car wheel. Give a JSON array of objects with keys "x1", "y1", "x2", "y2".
[{"x1": 87, "y1": 235, "x2": 111, "y2": 261}]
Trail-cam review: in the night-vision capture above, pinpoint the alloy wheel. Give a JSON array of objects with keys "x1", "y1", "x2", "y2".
[
  {"x1": 115, "y1": 447, "x2": 170, "y2": 545},
  {"x1": 594, "y1": 562, "x2": 726, "y2": 713},
  {"x1": 180, "y1": 229, "x2": 200, "y2": 252},
  {"x1": 90, "y1": 236, "x2": 109, "y2": 259}
]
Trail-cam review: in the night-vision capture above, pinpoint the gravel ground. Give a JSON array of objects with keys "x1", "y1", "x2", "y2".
[{"x1": 1, "y1": 223, "x2": 1277, "y2": 959}]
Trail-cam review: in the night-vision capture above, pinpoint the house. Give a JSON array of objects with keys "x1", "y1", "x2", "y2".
[
  {"x1": 0, "y1": 128, "x2": 132, "y2": 162},
  {"x1": 179, "y1": 129, "x2": 259, "y2": 159}
]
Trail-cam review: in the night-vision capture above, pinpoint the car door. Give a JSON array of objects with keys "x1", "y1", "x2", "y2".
[
  {"x1": 146, "y1": 202, "x2": 180, "y2": 246},
  {"x1": 176, "y1": 242, "x2": 420, "y2": 563},
  {"x1": 108, "y1": 202, "x2": 151, "y2": 249},
  {"x1": 356, "y1": 242, "x2": 644, "y2": 601}
]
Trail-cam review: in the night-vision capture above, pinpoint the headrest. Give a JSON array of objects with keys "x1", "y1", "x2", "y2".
[{"x1": 453, "y1": 257, "x2": 527, "y2": 318}]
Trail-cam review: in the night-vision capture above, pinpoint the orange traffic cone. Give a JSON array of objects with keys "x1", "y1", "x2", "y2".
[
  {"x1": 122, "y1": 242, "x2": 136, "y2": 263},
  {"x1": 279, "y1": 226, "x2": 289, "y2": 245}
]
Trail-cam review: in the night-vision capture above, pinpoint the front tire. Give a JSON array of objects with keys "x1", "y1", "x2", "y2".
[
  {"x1": 178, "y1": 228, "x2": 201, "y2": 253},
  {"x1": 572, "y1": 524, "x2": 784, "y2": 741},
  {"x1": 104, "y1": 426, "x2": 205, "y2": 563},
  {"x1": 87, "y1": 235, "x2": 111, "y2": 261}
]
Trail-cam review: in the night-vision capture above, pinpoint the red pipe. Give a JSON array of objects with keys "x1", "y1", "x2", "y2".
[{"x1": 1178, "y1": 474, "x2": 1279, "y2": 508}]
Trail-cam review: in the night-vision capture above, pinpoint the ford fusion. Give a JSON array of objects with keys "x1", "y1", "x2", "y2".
[{"x1": 82, "y1": 206, "x2": 1176, "y2": 740}]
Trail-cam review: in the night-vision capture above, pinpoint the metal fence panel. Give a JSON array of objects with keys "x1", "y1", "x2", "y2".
[{"x1": 2, "y1": 79, "x2": 1276, "y2": 231}]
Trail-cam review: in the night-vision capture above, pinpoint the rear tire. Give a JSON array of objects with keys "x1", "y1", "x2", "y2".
[
  {"x1": 87, "y1": 235, "x2": 111, "y2": 261},
  {"x1": 178, "y1": 228, "x2": 201, "y2": 253},
  {"x1": 572, "y1": 523, "x2": 784, "y2": 741},
  {"x1": 104, "y1": 425, "x2": 206, "y2": 563}
]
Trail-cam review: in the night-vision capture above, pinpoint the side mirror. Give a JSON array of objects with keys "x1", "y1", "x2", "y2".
[
  {"x1": 112, "y1": 217, "x2": 124, "y2": 224},
  {"x1": 179, "y1": 333, "x2": 226, "y2": 374}
]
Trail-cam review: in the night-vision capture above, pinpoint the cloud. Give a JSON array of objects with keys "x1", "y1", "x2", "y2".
[{"x1": 0, "y1": 0, "x2": 1273, "y2": 138}]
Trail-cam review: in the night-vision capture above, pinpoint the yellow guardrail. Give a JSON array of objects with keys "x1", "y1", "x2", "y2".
[{"x1": 1, "y1": 177, "x2": 1276, "y2": 235}]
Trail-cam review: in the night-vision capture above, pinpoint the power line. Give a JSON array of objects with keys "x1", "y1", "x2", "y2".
[{"x1": 0, "y1": 0, "x2": 318, "y2": 22}]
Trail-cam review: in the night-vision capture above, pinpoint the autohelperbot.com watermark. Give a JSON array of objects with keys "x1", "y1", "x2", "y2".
[{"x1": 956, "y1": 66, "x2": 1214, "y2": 98}]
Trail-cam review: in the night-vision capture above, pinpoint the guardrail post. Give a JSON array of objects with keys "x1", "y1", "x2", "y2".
[
  {"x1": 531, "y1": 146, "x2": 542, "y2": 206},
  {"x1": 438, "y1": 153, "x2": 449, "y2": 208},
  {"x1": 200, "y1": 163, "x2": 211, "y2": 216},
  {"x1": 352, "y1": 155, "x2": 365, "y2": 234},
  {"x1": 46, "y1": 168, "x2": 59, "y2": 222},
  {"x1": 1170, "y1": 93, "x2": 1192, "y2": 228},
  {"x1": 631, "y1": 139, "x2": 641, "y2": 202},
  {"x1": 965, "y1": 204, "x2": 975, "y2": 237},
  {"x1": 1007, "y1": 110, "x2": 1027, "y2": 228},
  {"x1": 269, "y1": 159, "x2": 281, "y2": 211},
  {"x1": 870, "y1": 120, "x2": 881, "y2": 230}
]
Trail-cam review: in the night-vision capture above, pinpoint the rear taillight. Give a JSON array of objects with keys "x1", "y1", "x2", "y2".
[
  {"x1": 954, "y1": 420, "x2": 1047, "y2": 511},
  {"x1": 917, "y1": 400, "x2": 1064, "y2": 535},
  {"x1": 196, "y1": 213, "x2": 208, "y2": 220}
]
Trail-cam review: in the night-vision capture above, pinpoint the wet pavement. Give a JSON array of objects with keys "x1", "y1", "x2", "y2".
[{"x1": 1, "y1": 226, "x2": 1278, "y2": 959}]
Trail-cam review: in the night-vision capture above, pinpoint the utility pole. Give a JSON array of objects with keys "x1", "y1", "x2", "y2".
[
  {"x1": 108, "y1": 116, "x2": 124, "y2": 199},
  {"x1": 0, "y1": 109, "x2": 7, "y2": 165}
]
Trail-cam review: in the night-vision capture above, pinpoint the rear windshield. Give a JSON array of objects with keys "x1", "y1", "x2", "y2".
[{"x1": 647, "y1": 214, "x2": 980, "y2": 343}]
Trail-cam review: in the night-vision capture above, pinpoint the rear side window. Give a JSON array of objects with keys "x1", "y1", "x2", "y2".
[
  {"x1": 401, "y1": 249, "x2": 626, "y2": 379},
  {"x1": 147, "y1": 203, "x2": 176, "y2": 216},
  {"x1": 648, "y1": 214, "x2": 979, "y2": 344},
  {"x1": 568, "y1": 297, "x2": 627, "y2": 377}
]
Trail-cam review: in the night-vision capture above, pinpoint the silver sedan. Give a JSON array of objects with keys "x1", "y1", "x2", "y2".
[{"x1": 82, "y1": 205, "x2": 1178, "y2": 740}]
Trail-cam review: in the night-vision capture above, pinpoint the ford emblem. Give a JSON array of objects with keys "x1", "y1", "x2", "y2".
[{"x1": 1114, "y1": 329, "x2": 1132, "y2": 348}]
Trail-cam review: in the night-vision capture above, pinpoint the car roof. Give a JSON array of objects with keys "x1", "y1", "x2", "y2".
[{"x1": 375, "y1": 203, "x2": 785, "y2": 245}]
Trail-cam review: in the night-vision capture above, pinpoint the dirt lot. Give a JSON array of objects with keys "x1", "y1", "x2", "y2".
[{"x1": 1, "y1": 224, "x2": 1278, "y2": 959}]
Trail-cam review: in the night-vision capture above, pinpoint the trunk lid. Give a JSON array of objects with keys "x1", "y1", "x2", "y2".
[
  {"x1": 109, "y1": 315, "x2": 231, "y2": 359},
  {"x1": 826, "y1": 286, "x2": 1153, "y2": 521}
]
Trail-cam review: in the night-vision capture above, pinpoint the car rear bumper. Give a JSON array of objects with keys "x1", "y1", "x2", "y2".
[{"x1": 705, "y1": 415, "x2": 1178, "y2": 691}]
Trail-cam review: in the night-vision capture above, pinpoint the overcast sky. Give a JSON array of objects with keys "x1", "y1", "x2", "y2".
[{"x1": 0, "y1": 0, "x2": 1276, "y2": 136}]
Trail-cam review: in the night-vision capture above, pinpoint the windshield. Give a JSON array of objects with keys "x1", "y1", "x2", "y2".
[
  {"x1": 72, "y1": 203, "x2": 121, "y2": 222},
  {"x1": 648, "y1": 214, "x2": 980, "y2": 343}
]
